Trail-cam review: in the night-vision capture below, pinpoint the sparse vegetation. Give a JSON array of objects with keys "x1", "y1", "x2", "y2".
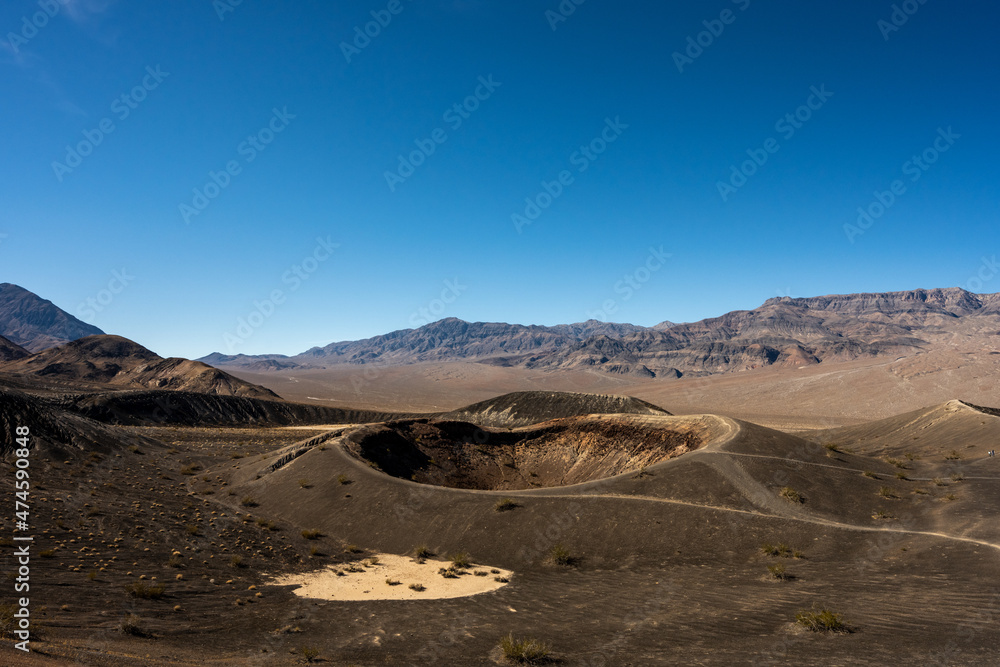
[
  {"x1": 118, "y1": 613, "x2": 149, "y2": 637},
  {"x1": 385, "y1": 578, "x2": 401, "y2": 586},
  {"x1": 498, "y1": 633, "x2": 551, "y2": 664},
  {"x1": 823, "y1": 442, "x2": 840, "y2": 453},
  {"x1": 779, "y1": 486, "x2": 802, "y2": 503},
  {"x1": 885, "y1": 457, "x2": 907, "y2": 469},
  {"x1": 298, "y1": 478, "x2": 311, "y2": 488},
  {"x1": 549, "y1": 544, "x2": 578, "y2": 567},
  {"x1": 895, "y1": 472, "x2": 909, "y2": 480},
  {"x1": 337, "y1": 474, "x2": 352, "y2": 485},
  {"x1": 878, "y1": 486, "x2": 899, "y2": 499},
  {"x1": 185, "y1": 523, "x2": 200, "y2": 536},
  {"x1": 125, "y1": 581, "x2": 166, "y2": 600},
  {"x1": 451, "y1": 552, "x2": 471, "y2": 569},
  {"x1": 414, "y1": 545, "x2": 434, "y2": 562},
  {"x1": 760, "y1": 542, "x2": 802, "y2": 558},
  {"x1": 300, "y1": 645, "x2": 320, "y2": 663},
  {"x1": 945, "y1": 450, "x2": 962, "y2": 460},
  {"x1": 409, "y1": 583, "x2": 426, "y2": 592},
  {"x1": 767, "y1": 563, "x2": 788, "y2": 580},
  {"x1": 240, "y1": 496, "x2": 258, "y2": 507},
  {"x1": 950, "y1": 472, "x2": 965, "y2": 482},
  {"x1": 230, "y1": 555, "x2": 246, "y2": 568},
  {"x1": 862, "y1": 470, "x2": 878, "y2": 479},
  {"x1": 795, "y1": 608, "x2": 851, "y2": 633},
  {"x1": 494, "y1": 497, "x2": 520, "y2": 512},
  {"x1": 179, "y1": 464, "x2": 200, "y2": 475},
  {"x1": 301, "y1": 529, "x2": 322, "y2": 540}
]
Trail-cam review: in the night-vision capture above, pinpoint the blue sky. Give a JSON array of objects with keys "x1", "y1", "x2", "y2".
[{"x1": 2, "y1": 0, "x2": 998, "y2": 358}]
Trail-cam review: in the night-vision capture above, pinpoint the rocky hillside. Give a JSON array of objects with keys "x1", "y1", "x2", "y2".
[{"x1": 0, "y1": 283, "x2": 105, "y2": 352}]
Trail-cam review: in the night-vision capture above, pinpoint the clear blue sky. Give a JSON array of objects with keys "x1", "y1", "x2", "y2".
[{"x1": 2, "y1": 0, "x2": 998, "y2": 358}]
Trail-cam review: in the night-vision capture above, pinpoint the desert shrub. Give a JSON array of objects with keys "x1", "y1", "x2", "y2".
[
  {"x1": 118, "y1": 613, "x2": 149, "y2": 637},
  {"x1": 862, "y1": 470, "x2": 878, "y2": 479},
  {"x1": 385, "y1": 578, "x2": 401, "y2": 586},
  {"x1": 414, "y1": 545, "x2": 433, "y2": 561},
  {"x1": 337, "y1": 474, "x2": 352, "y2": 485},
  {"x1": 185, "y1": 524, "x2": 200, "y2": 536},
  {"x1": 498, "y1": 633, "x2": 551, "y2": 664},
  {"x1": 878, "y1": 486, "x2": 898, "y2": 499},
  {"x1": 895, "y1": 472, "x2": 908, "y2": 480},
  {"x1": 951, "y1": 473, "x2": 965, "y2": 482},
  {"x1": 301, "y1": 529, "x2": 321, "y2": 540},
  {"x1": 795, "y1": 608, "x2": 850, "y2": 633},
  {"x1": 439, "y1": 567, "x2": 459, "y2": 579},
  {"x1": 945, "y1": 450, "x2": 962, "y2": 460},
  {"x1": 823, "y1": 443, "x2": 840, "y2": 453},
  {"x1": 779, "y1": 487, "x2": 802, "y2": 503},
  {"x1": 451, "y1": 552, "x2": 471, "y2": 569},
  {"x1": 494, "y1": 575, "x2": 510, "y2": 583},
  {"x1": 494, "y1": 498, "x2": 520, "y2": 512},
  {"x1": 549, "y1": 544, "x2": 578, "y2": 567},
  {"x1": 125, "y1": 581, "x2": 166, "y2": 600},
  {"x1": 179, "y1": 465, "x2": 200, "y2": 475},
  {"x1": 230, "y1": 556, "x2": 246, "y2": 569},
  {"x1": 298, "y1": 478, "x2": 311, "y2": 488},
  {"x1": 300, "y1": 646, "x2": 320, "y2": 663},
  {"x1": 885, "y1": 458, "x2": 907, "y2": 469},
  {"x1": 767, "y1": 564, "x2": 788, "y2": 580},
  {"x1": 240, "y1": 496, "x2": 258, "y2": 508},
  {"x1": 408, "y1": 582, "x2": 426, "y2": 591}
]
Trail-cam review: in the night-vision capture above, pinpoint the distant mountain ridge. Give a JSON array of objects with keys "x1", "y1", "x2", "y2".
[
  {"x1": 2, "y1": 335, "x2": 281, "y2": 400},
  {"x1": 0, "y1": 282, "x2": 104, "y2": 351},
  {"x1": 204, "y1": 287, "x2": 999, "y2": 379}
]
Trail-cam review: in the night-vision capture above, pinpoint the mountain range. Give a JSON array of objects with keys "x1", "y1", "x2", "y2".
[
  {"x1": 3, "y1": 282, "x2": 998, "y2": 384},
  {"x1": 202, "y1": 287, "x2": 999, "y2": 378}
]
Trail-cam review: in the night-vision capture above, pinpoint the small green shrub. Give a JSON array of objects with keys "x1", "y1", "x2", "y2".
[
  {"x1": 498, "y1": 633, "x2": 551, "y2": 664},
  {"x1": 779, "y1": 487, "x2": 802, "y2": 503},
  {"x1": 795, "y1": 608, "x2": 850, "y2": 633},
  {"x1": 124, "y1": 581, "x2": 166, "y2": 600},
  {"x1": 549, "y1": 544, "x2": 578, "y2": 567},
  {"x1": 451, "y1": 552, "x2": 471, "y2": 569},
  {"x1": 494, "y1": 498, "x2": 520, "y2": 512}
]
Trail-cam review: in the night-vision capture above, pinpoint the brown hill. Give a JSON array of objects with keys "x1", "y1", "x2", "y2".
[
  {"x1": 1, "y1": 335, "x2": 281, "y2": 400},
  {"x1": 0, "y1": 334, "x2": 29, "y2": 361},
  {"x1": 437, "y1": 390, "x2": 671, "y2": 428},
  {"x1": 0, "y1": 282, "x2": 104, "y2": 351}
]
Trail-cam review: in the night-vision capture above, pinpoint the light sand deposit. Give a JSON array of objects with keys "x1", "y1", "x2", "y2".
[{"x1": 268, "y1": 553, "x2": 513, "y2": 601}]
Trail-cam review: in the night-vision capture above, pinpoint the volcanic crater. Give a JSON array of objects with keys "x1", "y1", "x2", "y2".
[{"x1": 343, "y1": 414, "x2": 706, "y2": 490}]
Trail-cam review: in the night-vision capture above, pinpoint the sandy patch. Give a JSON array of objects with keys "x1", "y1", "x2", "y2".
[{"x1": 268, "y1": 554, "x2": 512, "y2": 601}]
